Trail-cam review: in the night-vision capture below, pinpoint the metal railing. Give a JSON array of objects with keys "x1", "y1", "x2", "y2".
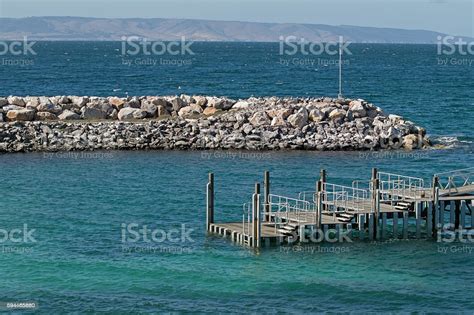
[
  {"x1": 321, "y1": 182, "x2": 369, "y2": 213},
  {"x1": 434, "y1": 167, "x2": 474, "y2": 194},
  {"x1": 268, "y1": 194, "x2": 314, "y2": 226},
  {"x1": 242, "y1": 202, "x2": 252, "y2": 237},
  {"x1": 377, "y1": 172, "x2": 427, "y2": 200},
  {"x1": 297, "y1": 191, "x2": 316, "y2": 203}
]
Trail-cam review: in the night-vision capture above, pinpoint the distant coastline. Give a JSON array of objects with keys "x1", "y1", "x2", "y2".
[{"x1": 1, "y1": 16, "x2": 472, "y2": 43}]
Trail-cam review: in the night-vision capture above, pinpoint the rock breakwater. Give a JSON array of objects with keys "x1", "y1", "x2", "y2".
[{"x1": 0, "y1": 95, "x2": 430, "y2": 152}]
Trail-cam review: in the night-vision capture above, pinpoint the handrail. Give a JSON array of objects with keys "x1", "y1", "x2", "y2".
[{"x1": 321, "y1": 182, "x2": 370, "y2": 213}]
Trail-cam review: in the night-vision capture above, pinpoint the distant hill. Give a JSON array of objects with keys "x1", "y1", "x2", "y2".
[{"x1": 0, "y1": 16, "x2": 470, "y2": 43}]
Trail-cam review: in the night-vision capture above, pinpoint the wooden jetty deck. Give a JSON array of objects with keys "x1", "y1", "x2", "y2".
[{"x1": 206, "y1": 167, "x2": 474, "y2": 248}]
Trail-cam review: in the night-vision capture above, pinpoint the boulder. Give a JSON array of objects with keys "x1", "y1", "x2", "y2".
[
  {"x1": 125, "y1": 97, "x2": 141, "y2": 109},
  {"x1": 157, "y1": 105, "x2": 170, "y2": 117},
  {"x1": 203, "y1": 107, "x2": 218, "y2": 116},
  {"x1": 152, "y1": 98, "x2": 170, "y2": 108},
  {"x1": 25, "y1": 97, "x2": 40, "y2": 108},
  {"x1": 141, "y1": 102, "x2": 158, "y2": 118},
  {"x1": 0, "y1": 98, "x2": 8, "y2": 107},
  {"x1": 403, "y1": 134, "x2": 419, "y2": 150},
  {"x1": 71, "y1": 96, "x2": 89, "y2": 107},
  {"x1": 81, "y1": 107, "x2": 107, "y2": 120},
  {"x1": 207, "y1": 97, "x2": 234, "y2": 110},
  {"x1": 170, "y1": 97, "x2": 187, "y2": 111},
  {"x1": 349, "y1": 101, "x2": 367, "y2": 118},
  {"x1": 233, "y1": 101, "x2": 250, "y2": 110},
  {"x1": 249, "y1": 111, "x2": 270, "y2": 126},
  {"x1": 287, "y1": 108, "x2": 308, "y2": 128},
  {"x1": 35, "y1": 112, "x2": 58, "y2": 120},
  {"x1": 178, "y1": 104, "x2": 203, "y2": 117},
  {"x1": 118, "y1": 108, "x2": 146, "y2": 120},
  {"x1": 271, "y1": 115, "x2": 288, "y2": 127},
  {"x1": 309, "y1": 109, "x2": 325, "y2": 122},
  {"x1": 329, "y1": 109, "x2": 346, "y2": 121},
  {"x1": 7, "y1": 96, "x2": 25, "y2": 107},
  {"x1": 6, "y1": 109, "x2": 35, "y2": 121},
  {"x1": 194, "y1": 96, "x2": 208, "y2": 107},
  {"x1": 58, "y1": 96, "x2": 70, "y2": 104},
  {"x1": 3, "y1": 105, "x2": 24, "y2": 111},
  {"x1": 109, "y1": 97, "x2": 126, "y2": 110},
  {"x1": 37, "y1": 102, "x2": 62, "y2": 114},
  {"x1": 58, "y1": 110, "x2": 80, "y2": 120}
]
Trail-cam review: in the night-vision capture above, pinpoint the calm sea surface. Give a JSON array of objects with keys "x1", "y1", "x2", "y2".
[{"x1": 0, "y1": 42, "x2": 473, "y2": 313}]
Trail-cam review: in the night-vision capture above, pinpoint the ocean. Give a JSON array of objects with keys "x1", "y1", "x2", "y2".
[{"x1": 0, "y1": 42, "x2": 473, "y2": 313}]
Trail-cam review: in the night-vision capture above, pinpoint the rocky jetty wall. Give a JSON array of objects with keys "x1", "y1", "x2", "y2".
[{"x1": 0, "y1": 95, "x2": 430, "y2": 152}]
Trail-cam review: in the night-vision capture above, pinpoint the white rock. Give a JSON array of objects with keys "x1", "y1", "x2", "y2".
[
  {"x1": 118, "y1": 108, "x2": 146, "y2": 120},
  {"x1": 233, "y1": 101, "x2": 250, "y2": 110},
  {"x1": 7, "y1": 96, "x2": 25, "y2": 107},
  {"x1": 287, "y1": 108, "x2": 308, "y2": 128},
  {"x1": 58, "y1": 110, "x2": 80, "y2": 120},
  {"x1": 249, "y1": 112, "x2": 270, "y2": 126}
]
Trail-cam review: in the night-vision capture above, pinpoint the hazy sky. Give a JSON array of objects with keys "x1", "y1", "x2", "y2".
[{"x1": 0, "y1": 0, "x2": 472, "y2": 36}]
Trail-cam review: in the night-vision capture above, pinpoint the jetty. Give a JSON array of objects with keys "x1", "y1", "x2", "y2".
[{"x1": 205, "y1": 167, "x2": 474, "y2": 248}]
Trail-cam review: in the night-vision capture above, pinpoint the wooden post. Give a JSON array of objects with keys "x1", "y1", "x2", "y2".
[
  {"x1": 317, "y1": 191, "x2": 323, "y2": 229},
  {"x1": 454, "y1": 200, "x2": 461, "y2": 229},
  {"x1": 371, "y1": 168, "x2": 379, "y2": 240},
  {"x1": 450, "y1": 201, "x2": 455, "y2": 227},
  {"x1": 320, "y1": 169, "x2": 327, "y2": 184},
  {"x1": 264, "y1": 171, "x2": 270, "y2": 222},
  {"x1": 427, "y1": 201, "x2": 433, "y2": 237},
  {"x1": 439, "y1": 200, "x2": 445, "y2": 227},
  {"x1": 252, "y1": 183, "x2": 261, "y2": 248},
  {"x1": 393, "y1": 212, "x2": 398, "y2": 238},
  {"x1": 368, "y1": 213, "x2": 374, "y2": 241},
  {"x1": 433, "y1": 187, "x2": 440, "y2": 238},
  {"x1": 381, "y1": 213, "x2": 387, "y2": 239},
  {"x1": 206, "y1": 173, "x2": 215, "y2": 231},
  {"x1": 403, "y1": 211, "x2": 409, "y2": 239},
  {"x1": 415, "y1": 202, "x2": 421, "y2": 239},
  {"x1": 460, "y1": 200, "x2": 466, "y2": 228},
  {"x1": 358, "y1": 214, "x2": 365, "y2": 240},
  {"x1": 471, "y1": 201, "x2": 474, "y2": 229},
  {"x1": 428, "y1": 175, "x2": 439, "y2": 237}
]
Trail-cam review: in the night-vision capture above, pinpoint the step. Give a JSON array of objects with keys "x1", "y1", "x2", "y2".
[
  {"x1": 277, "y1": 229, "x2": 294, "y2": 235},
  {"x1": 395, "y1": 206, "x2": 409, "y2": 211},
  {"x1": 397, "y1": 202, "x2": 412, "y2": 207}
]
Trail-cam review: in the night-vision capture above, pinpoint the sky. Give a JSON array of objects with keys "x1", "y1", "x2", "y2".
[{"x1": 0, "y1": 0, "x2": 472, "y2": 37}]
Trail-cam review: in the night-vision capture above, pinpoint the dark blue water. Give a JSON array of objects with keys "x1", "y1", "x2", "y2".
[{"x1": 0, "y1": 42, "x2": 473, "y2": 313}]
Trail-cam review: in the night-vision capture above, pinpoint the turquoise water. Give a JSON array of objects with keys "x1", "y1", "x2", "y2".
[
  {"x1": 1, "y1": 148, "x2": 474, "y2": 313},
  {"x1": 0, "y1": 42, "x2": 473, "y2": 312}
]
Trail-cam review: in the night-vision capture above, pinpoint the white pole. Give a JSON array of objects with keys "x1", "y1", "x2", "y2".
[{"x1": 338, "y1": 37, "x2": 343, "y2": 99}]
